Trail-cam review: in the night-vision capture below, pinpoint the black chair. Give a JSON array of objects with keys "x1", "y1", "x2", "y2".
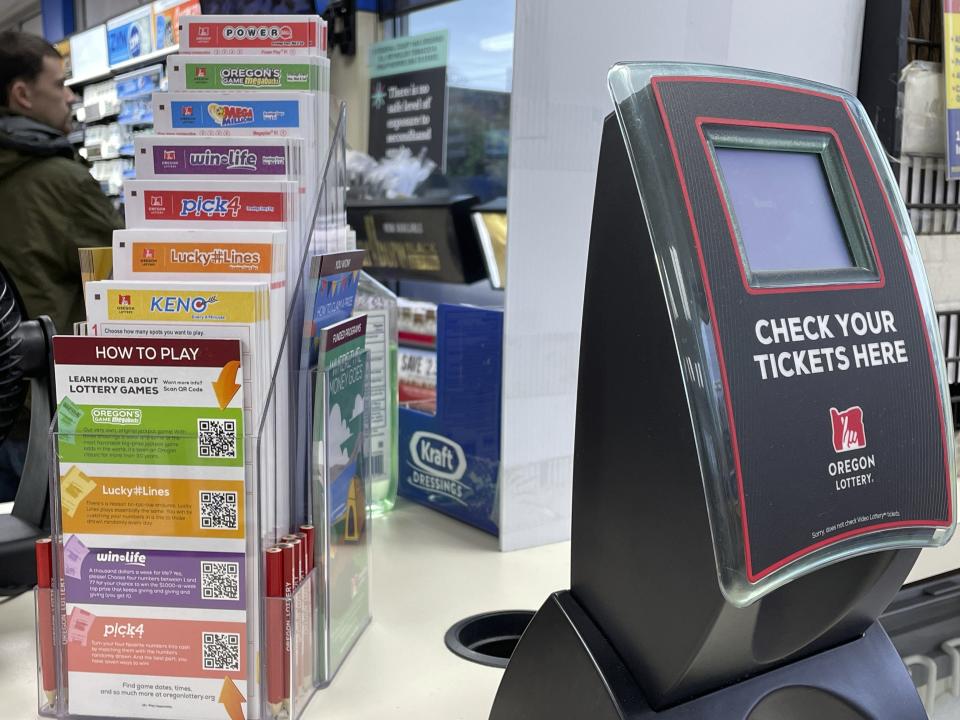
[{"x1": 0, "y1": 261, "x2": 55, "y2": 593}]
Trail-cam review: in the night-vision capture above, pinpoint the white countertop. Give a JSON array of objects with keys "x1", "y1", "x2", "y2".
[{"x1": 0, "y1": 500, "x2": 571, "y2": 720}]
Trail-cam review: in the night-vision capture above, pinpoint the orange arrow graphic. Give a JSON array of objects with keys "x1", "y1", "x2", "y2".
[
  {"x1": 212, "y1": 360, "x2": 241, "y2": 410},
  {"x1": 219, "y1": 676, "x2": 246, "y2": 720}
]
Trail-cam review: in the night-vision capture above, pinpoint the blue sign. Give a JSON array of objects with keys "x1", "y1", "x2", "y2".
[
  {"x1": 949, "y1": 111, "x2": 960, "y2": 180},
  {"x1": 170, "y1": 100, "x2": 301, "y2": 130},
  {"x1": 106, "y1": 12, "x2": 151, "y2": 66}
]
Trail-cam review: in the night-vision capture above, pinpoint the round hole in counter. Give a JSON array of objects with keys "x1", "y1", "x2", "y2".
[{"x1": 444, "y1": 610, "x2": 535, "y2": 668}]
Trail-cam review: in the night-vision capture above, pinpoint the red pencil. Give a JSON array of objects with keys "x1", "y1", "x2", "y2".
[
  {"x1": 281, "y1": 536, "x2": 306, "y2": 697},
  {"x1": 281, "y1": 535, "x2": 302, "y2": 587},
  {"x1": 265, "y1": 547, "x2": 284, "y2": 715},
  {"x1": 299, "y1": 525, "x2": 315, "y2": 573},
  {"x1": 297, "y1": 524, "x2": 316, "y2": 685},
  {"x1": 277, "y1": 543, "x2": 295, "y2": 713},
  {"x1": 279, "y1": 542, "x2": 295, "y2": 598},
  {"x1": 294, "y1": 532, "x2": 308, "y2": 578},
  {"x1": 35, "y1": 538, "x2": 51, "y2": 588},
  {"x1": 35, "y1": 538, "x2": 55, "y2": 706}
]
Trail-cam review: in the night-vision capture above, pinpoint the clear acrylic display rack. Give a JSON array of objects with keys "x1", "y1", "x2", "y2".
[{"x1": 38, "y1": 104, "x2": 371, "y2": 720}]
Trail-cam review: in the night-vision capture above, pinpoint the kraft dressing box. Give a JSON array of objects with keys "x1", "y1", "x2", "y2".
[{"x1": 398, "y1": 304, "x2": 503, "y2": 535}]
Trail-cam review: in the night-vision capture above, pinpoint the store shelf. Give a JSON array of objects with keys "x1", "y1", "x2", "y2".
[
  {"x1": 118, "y1": 89, "x2": 156, "y2": 101},
  {"x1": 80, "y1": 106, "x2": 120, "y2": 124},
  {"x1": 118, "y1": 118, "x2": 155, "y2": 128},
  {"x1": 66, "y1": 45, "x2": 179, "y2": 88},
  {"x1": 70, "y1": 61, "x2": 163, "y2": 214}
]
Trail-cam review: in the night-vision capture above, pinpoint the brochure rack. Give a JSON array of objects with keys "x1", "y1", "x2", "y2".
[{"x1": 38, "y1": 104, "x2": 371, "y2": 720}]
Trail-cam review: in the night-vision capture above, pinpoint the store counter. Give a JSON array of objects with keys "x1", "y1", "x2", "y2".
[{"x1": 0, "y1": 500, "x2": 570, "y2": 719}]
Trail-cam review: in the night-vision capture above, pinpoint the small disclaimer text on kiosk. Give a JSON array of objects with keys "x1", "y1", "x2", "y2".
[{"x1": 752, "y1": 311, "x2": 909, "y2": 380}]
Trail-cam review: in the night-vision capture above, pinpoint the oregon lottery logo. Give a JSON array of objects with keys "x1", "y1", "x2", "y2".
[
  {"x1": 179, "y1": 194, "x2": 242, "y2": 218},
  {"x1": 162, "y1": 149, "x2": 176, "y2": 161},
  {"x1": 194, "y1": 66, "x2": 207, "y2": 80},
  {"x1": 149, "y1": 294, "x2": 219, "y2": 314},
  {"x1": 830, "y1": 406, "x2": 866, "y2": 453},
  {"x1": 207, "y1": 102, "x2": 255, "y2": 127},
  {"x1": 222, "y1": 24, "x2": 292, "y2": 41}
]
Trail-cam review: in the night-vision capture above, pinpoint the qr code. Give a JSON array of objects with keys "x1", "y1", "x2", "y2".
[
  {"x1": 200, "y1": 561, "x2": 240, "y2": 600},
  {"x1": 198, "y1": 419, "x2": 237, "y2": 458},
  {"x1": 202, "y1": 631, "x2": 240, "y2": 671},
  {"x1": 199, "y1": 490, "x2": 238, "y2": 530}
]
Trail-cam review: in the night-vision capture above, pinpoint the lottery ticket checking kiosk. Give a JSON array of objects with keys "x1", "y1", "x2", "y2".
[{"x1": 490, "y1": 64, "x2": 958, "y2": 719}]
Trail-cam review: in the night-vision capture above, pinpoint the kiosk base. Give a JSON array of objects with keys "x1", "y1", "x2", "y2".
[{"x1": 489, "y1": 591, "x2": 926, "y2": 720}]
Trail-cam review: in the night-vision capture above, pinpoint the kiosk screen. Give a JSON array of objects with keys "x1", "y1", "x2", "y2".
[{"x1": 714, "y1": 148, "x2": 853, "y2": 273}]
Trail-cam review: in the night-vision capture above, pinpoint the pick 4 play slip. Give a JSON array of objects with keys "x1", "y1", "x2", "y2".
[{"x1": 123, "y1": 179, "x2": 295, "y2": 230}]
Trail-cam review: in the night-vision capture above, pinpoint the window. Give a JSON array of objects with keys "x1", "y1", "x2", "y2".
[{"x1": 392, "y1": 0, "x2": 514, "y2": 202}]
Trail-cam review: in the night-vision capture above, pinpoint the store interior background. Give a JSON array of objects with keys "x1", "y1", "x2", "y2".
[
  {"x1": 3, "y1": 0, "x2": 960, "y2": 717},
  {"x1": 0, "y1": 0, "x2": 955, "y2": 547},
  {"x1": 1, "y1": 0, "x2": 958, "y2": 554}
]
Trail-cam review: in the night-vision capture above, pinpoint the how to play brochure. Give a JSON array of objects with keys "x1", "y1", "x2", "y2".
[
  {"x1": 54, "y1": 336, "x2": 244, "y2": 472},
  {"x1": 53, "y1": 336, "x2": 250, "y2": 720}
]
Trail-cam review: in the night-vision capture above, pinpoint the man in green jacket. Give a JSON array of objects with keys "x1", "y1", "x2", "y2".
[
  {"x1": 0, "y1": 30, "x2": 121, "y2": 334},
  {"x1": 0, "y1": 32, "x2": 121, "y2": 499}
]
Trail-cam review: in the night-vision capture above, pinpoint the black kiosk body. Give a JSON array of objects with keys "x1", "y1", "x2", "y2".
[{"x1": 490, "y1": 64, "x2": 956, "y2": 719}]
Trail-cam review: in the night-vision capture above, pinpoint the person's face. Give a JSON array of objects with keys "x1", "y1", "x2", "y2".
[{"x1": 8, "y1": 55, "x2": 76, "y2": 134}]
